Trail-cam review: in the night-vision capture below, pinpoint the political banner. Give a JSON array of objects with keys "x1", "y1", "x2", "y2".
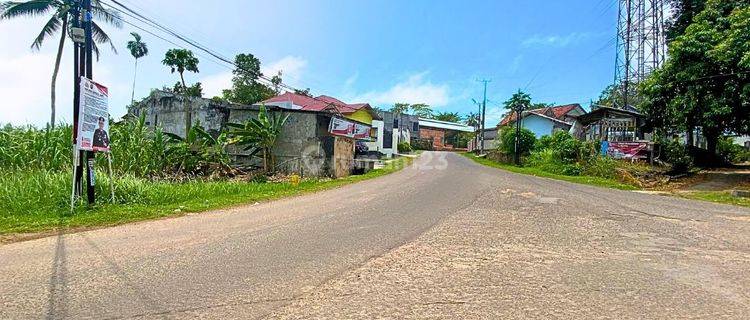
[
  {"x1": 353, "y1": 123, "x2": 371, "y2": 139},
  {"x1": 607, "y1": 141, "x2": 648, "y2": 159},
  {"x1": 76, "y1": 77, "x2": 110, "y2": 152},
  {"x1": 329, "y1": 117, "x2": 355, "y2": 137}
]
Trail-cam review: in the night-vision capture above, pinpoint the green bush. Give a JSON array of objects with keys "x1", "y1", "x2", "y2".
[
  {"x1": 397, "y1": 142, "x2": 413, "y2": 153},
  {"x1": 411, "y1": 138, "x2": 433, "y2": 151},
  {"x1": 660, "y1": 139, "x2": 693, "y2": 174},
  {"x1": 534, "y1": 131, "x2": 582, "y2": 163},
  {"x1": 525, "y1": 149, "x2": 582, "y2": 175},
  {"x1": 499, "y1": 127, "x2": 536, "y2": 155},
  {"x1": 717, "y1": 136, "x2": 750, "y2": 163},
  {"x1": 581, "y1": 155, "x2": 618, "y2": 179}
]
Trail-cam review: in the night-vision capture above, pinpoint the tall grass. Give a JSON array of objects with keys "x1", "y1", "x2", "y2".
[{"x1": 1, "y1": 116, "x2": 229, "y2": 178}]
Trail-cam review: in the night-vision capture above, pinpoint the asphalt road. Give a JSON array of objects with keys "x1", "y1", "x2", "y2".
[{"x1": 1, "y1": 152, "x2": 749, "y2": 319}]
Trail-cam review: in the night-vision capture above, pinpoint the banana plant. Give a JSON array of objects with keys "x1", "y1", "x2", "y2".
[{"x1": 227, "y1": 105, "x2": 289, "y2": 172}]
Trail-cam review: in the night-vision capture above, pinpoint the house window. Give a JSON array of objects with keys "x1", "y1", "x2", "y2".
[{"x1": 413, "y1": 122, "x2": 419, "y2": 132}]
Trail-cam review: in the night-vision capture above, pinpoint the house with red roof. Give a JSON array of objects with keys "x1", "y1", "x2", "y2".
[
  {"x1": 498, "y1": 104, "x2": 586, "y2": 138},
  {"x1": 262, "y1": 92, "x2": 381, "y2": 126}
]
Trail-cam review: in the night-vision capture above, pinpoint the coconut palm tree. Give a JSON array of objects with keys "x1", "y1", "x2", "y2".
[
  {"x1": 126, "y1": 32, "x2": 147, "y2": 104},
  {"x1": 0, "y1": 0, "x2": 121, "y2": 128}
]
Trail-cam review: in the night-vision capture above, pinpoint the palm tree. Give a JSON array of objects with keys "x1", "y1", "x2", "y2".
[
  {"x1": 126, "y1": 32, "x2": 148, "y2": 104},
  {"x1": 0, "y1": 0, "x2": 121, "y2": 128},
  {"x1": 162, "y1": 48, "x2": 199, "y2": 132},
  {"x1": 228, "y1": 105, "x2": 289, "y2": 172}
]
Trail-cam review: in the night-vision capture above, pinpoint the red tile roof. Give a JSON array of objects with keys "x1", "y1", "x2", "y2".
[
  {"x1": 261, "y1": 92, "x2": 381, "y2": 119},
  {"x1": 499, "y1": 104, "x2": 583, "y2": 126}
]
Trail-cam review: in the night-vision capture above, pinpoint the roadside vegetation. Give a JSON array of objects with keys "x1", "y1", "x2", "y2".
[
  {"x1": 0, "y1": 118, "x2": 414, "y2": 236},
  {"x1": 465, "y1": 128, "x2": 750, "y2": 208}
]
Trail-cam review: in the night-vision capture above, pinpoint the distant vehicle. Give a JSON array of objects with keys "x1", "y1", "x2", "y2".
[{"x1": 355, "y1": 141, "x2": 369, "y2": 155}]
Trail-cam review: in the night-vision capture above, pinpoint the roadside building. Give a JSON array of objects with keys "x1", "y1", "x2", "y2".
[
  {"x1": 366, "y1": 111, "x2": 420, "y2": 158},
  {"x1": 417, "y1": 118, "x2": 474, "y2": 151},
  {"x1": 576, "y1": 105, "x2": 647, "y2": 142},
  {"x1": 499, "y1": 104, "x2": 586, "y2": 139},
  {"x1": 128, "y1": 90, "x2": 379, "y2": 178},
  {"x1": 468, "y1": 127, "x2": 499, "y2": 152}
]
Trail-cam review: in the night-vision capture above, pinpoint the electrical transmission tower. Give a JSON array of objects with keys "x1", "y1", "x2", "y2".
[{"x1": 614, "y1": 0, "x2": 667, "y2": 108}]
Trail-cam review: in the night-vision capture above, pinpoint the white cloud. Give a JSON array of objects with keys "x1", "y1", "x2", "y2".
[
  {"x1": 484, "y1": 106, "x2": 510, "y2": 127},
  {"x1": 200, "y1": 71, "x2": 232, "y2": 98},
  {"x1": 522, "y1": 32, "x2": 591, "y2": 48},
  {"x1": 349, "y1": 72, "x2": 450, "y2": 107},
  {"x1": 261, "y1": 55, "x2": 307, "y2": 87}
]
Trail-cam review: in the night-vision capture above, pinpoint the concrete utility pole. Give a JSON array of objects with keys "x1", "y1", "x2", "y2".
[
  {"x1": 513, "y1": 104, "x2": 525, "y2": 166},
  {"x1": 477, "y1": 79, "x2": 491, "y2": 155}
]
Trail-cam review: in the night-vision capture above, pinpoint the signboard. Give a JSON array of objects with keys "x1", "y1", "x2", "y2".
[
  {"x1": 76, "y1": 77, "x2": 110, "y2": 152},
  {"x1": 328, "y1": 117, "x2": 371, "y2": 140},
  {"x1": 607, "y1": 141, "x2": 648, "y2": 159},
  {"x1": 601, "y1": 118, "x2": 636, "y2": 128},
  {"x1": 353, "y1": 123, "x2": 371, "y2": 139}
]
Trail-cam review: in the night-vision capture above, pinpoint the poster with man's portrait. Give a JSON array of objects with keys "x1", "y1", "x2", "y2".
[{"x1": 76, "y1": 78, "x2": 110, "y2": 152}]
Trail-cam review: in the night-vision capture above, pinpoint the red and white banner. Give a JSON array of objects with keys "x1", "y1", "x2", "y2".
[
  {"x1": 76, "y1": 77, "x2": 110, "y2": 152},
  {"x1": 328, "y1": 117, "x2": 371, "y2": 140},
  {"x1": 607, "y1": 141, "x2": 648, "y2": 159}
]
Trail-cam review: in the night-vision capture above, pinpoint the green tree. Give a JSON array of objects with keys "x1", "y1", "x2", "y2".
[
  {"x1": 503, "y1": 90, "x2": 533, "y2": 111},
  {"x1": 409, "y1": 103, "x2": 433, "y2": 118},
  {"x1": 127, "y1": 32, "x2": 148, "y2": 104},
  {"x1": 390, "y1": 103, "x2": 410, "y2": 114},
  {"x1": 171, "y1": 82, "x2": 203, "y2": 98},
  {"x1": 666, "y1": 0, "x2": 707, "y2": 41},
  {"x1": 228, "y1": 105, "x2": 289, "y2": 172},
  {"x1": 221, "y1": 53, "x2": 278, "y2": 105},
  {"x1": 162, "y1": 48, "x2": 199, "y2": 89},
  {"x1": 0, "y1": 0, "x2": 121, "y2": 127},
  {"x1": 640, "y1": 0, "x2": 750, "y2": 155},
  {"x1": 431, "y1": 111, "x2": 462, "y2": 122},
  {"x1": 594, "y1": 83, "x2": 642, "y2": 108}
]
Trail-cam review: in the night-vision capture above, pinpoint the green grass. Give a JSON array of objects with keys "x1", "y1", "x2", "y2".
[
  {"x1": 461, "y1": 152, "x2": 638, "y2": 190},
  {"x1": 0, "y1": 156, "x2": 414, "y2": 236},
  {"x1": 676, "y1": 191, "x2": 750, "y2": 208}
]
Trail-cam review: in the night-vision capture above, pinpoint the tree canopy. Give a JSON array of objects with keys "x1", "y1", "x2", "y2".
[
  {"x1": 640, "y1": 0, "x2": 750, "y2": 153},
  {"x1": 221, "y1": 53, "x2": 280, "y2": 105}
]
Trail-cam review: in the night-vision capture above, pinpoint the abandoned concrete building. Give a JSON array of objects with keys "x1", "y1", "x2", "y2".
[{"x1": 127, "y1": 90, "x2": 379, "y2": 178}]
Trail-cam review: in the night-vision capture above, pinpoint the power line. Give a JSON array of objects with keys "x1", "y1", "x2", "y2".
[{"x1": 99, "y1": 0, "x2": 344, "y2": 109}]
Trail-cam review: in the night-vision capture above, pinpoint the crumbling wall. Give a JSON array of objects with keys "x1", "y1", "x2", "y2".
[{"x1": 129, "y1": 91, "x2": 342, "y2": 177}]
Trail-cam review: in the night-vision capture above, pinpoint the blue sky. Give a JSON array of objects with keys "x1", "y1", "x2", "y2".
[{"x1": 0, "y1": 0, "x2": 619, "y2": 126}]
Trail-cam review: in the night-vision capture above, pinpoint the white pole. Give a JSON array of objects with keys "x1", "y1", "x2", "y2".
[{"x1": 107, "y1": 153, "x2": 115, "y2": 203}]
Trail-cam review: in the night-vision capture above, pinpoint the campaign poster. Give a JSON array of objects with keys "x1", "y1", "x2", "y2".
[
  {"x1": 329, "y1": 117, "x2": 355, "y2": 138},
  {"x1": 353, "y1": 123, "x2": 371, "y2": 140},
  {"x1": 76, "y1": 78, "x2": 110, "y2": 152},
  {"x1": 607, "y1": 142, "x2": 648, "y2": 159}
]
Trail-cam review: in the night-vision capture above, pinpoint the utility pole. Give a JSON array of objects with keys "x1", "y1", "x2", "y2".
[
  {"x1": 477, "y1": 79, "x2": 491, "y2": 155},
  {"x1": 83, "y1": 0, "x2": 96, "y2": 204},
  {"x1": 513, "y1": 104, "x2": 525, "y2": 166},
  {"x1": 471, "y1": 98, "x2": 481, "y2": 153}
]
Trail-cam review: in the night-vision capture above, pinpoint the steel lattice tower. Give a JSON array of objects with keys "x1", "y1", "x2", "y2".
[{"x1": 614, "y1": 0, "x2": 667, "y2": 108}]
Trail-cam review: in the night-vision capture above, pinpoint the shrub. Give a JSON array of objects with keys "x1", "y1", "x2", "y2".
[
  {"x1": 660, "y1": 139, "x2": 693, "y2": 174},
  {"x1": 581, "y1": 156, "x2": 618, "y2": 179},
  {"x1": 525, "y1": 149, "x2": 582, "y2": 175},
  {"x1": 534, "y1": 131, "x2": 582, "y2": 163},
  {"x1": 411, "y1": 138, "x2": 433, "y2": 151},
  {"x1": 499, "y1": 127, "x2": 536, "y2": 156},
  {"x1": 717, "y1": 136, "x2": 750, "y2": 163},
  {"x1": 397, "y1": 142, "x2": 413, "y2": 153}
]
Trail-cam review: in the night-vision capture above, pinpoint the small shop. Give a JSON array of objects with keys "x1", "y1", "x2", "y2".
[{"x1": 577, "y1": 106, "x2": 652, "y2": 160}]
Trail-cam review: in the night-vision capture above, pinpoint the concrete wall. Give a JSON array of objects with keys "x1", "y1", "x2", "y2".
[{"x1": 129, "y1": 91, "x2": 348, "y2": 177}]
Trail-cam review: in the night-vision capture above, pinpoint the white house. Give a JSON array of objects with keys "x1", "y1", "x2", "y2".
[{"x1": 499, "y1": 104, "x2": 586, "y2": 139}]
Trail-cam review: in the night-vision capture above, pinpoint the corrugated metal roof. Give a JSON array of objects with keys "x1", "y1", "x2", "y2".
[{"x1": 418, "y1": 118, "x2": 474, "y2": 132}]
